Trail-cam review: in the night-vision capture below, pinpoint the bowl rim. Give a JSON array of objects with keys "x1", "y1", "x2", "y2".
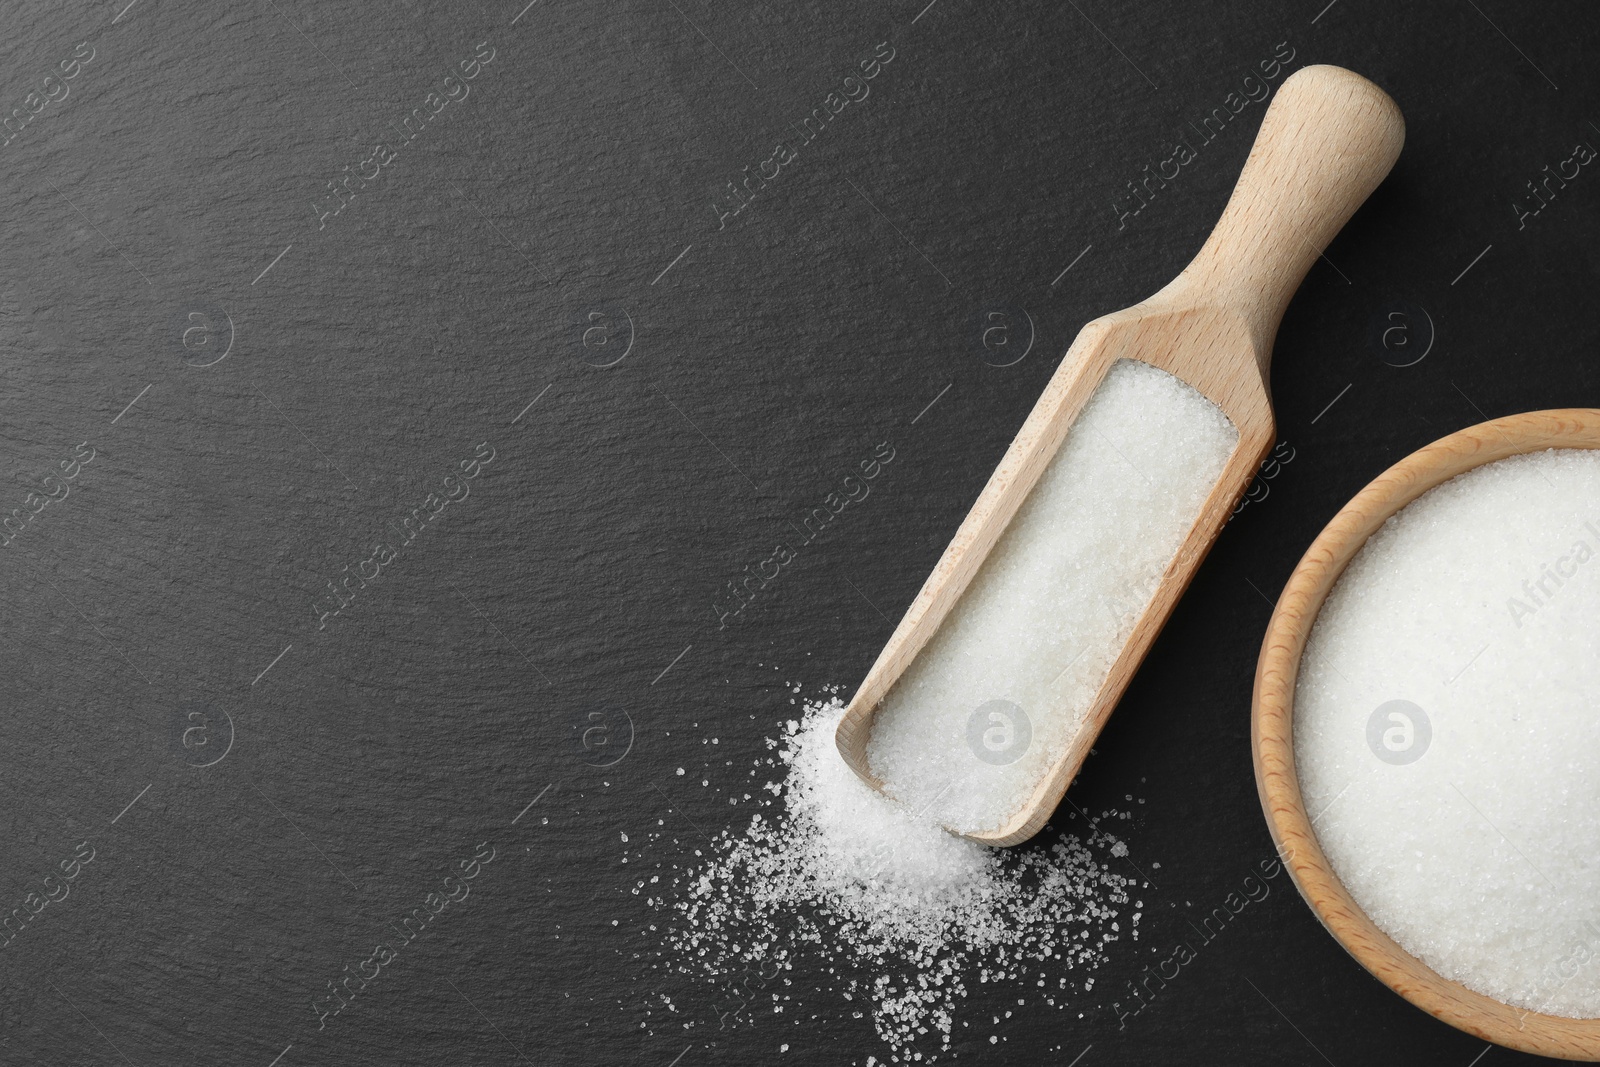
[{"x1": 1252, "y1": 407, "x2": 1600, "y2": 1061}]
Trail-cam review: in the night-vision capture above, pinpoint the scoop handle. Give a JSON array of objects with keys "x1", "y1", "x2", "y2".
[{"x1": 1166, "y1": 64, "x2": 1404, "y2": 371}]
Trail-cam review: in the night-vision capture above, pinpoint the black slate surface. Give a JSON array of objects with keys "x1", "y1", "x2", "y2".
[{"x1": 2, "y1": 1, "x2": 1597, "y2": 1064}]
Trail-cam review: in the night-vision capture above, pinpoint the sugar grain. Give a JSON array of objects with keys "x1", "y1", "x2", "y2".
[
  {"x1": 1297, "y1": 449, "x2": 1600, "y2": 1017},
  {"x1": 869, "y1": 359, "x2": 1237, "y2": 832},
  {"x1": 660, "y1": 693, "x2": 1142, "y2": 1061}
]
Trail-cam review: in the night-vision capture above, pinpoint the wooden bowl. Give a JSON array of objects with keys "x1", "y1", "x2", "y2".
[{"x1": 1252, "y1": 408, "x2": 1600, "y2": 1060}]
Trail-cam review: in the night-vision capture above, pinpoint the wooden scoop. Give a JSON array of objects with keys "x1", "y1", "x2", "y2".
[{"x1": 835, "y1": 64, "x2": 1405, "y2": 846}]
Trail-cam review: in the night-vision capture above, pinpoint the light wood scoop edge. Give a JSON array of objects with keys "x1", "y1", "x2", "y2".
[
  {"x1": 1253, "y1": 408, "x2": 1600, "y2": 1061},
  {"x1": 836, "y1": 63, "x2": 1405, "y2": 847}
]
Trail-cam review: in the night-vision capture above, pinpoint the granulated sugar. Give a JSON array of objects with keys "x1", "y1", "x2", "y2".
[
  {"x1": 658, "y1": 693, "x2": 1143, "y2": 1061},
  {"x1": 869, "y1": 359, "x2": 1237, "y2": 833},
  {"x1": 1296, "y1": 448, "x2": 1600, "y2": 1018}
]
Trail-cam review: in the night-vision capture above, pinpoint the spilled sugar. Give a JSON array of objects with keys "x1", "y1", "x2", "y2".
[
  {"x1": 869, "y1": 359, "x2": 1237, "y2": 833},
  {"x1": 1296, "y1": 449, "x2": 1600, "y2": 1018},
  {"x1": 659, "y1": 692, "x2": 1142, "y2": 1061}
]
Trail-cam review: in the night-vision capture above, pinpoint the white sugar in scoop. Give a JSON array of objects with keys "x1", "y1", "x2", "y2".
[
  {"x1": 833, "y1": 65, "x2": 1405, "y2": 844},
  {"x1": 868, "y1": 361, "x2": 1235, "y2": 833},
  {"x1": 1295, "y1": 449, "x2": 1600, "y2": 1018}
]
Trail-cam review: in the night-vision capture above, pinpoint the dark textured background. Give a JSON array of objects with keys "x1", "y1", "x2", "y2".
[{"x1": 1, "y1": 0, "x2": 1596, "y2": 1064}]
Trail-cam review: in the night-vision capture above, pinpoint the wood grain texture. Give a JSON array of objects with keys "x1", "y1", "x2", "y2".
[
  {"x1": 1253, "y1": 409, "x2": 1600, "y2": 1060},
  {"x1": 836, "y1": 64, "x2": 1405, "y2": 846}
]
